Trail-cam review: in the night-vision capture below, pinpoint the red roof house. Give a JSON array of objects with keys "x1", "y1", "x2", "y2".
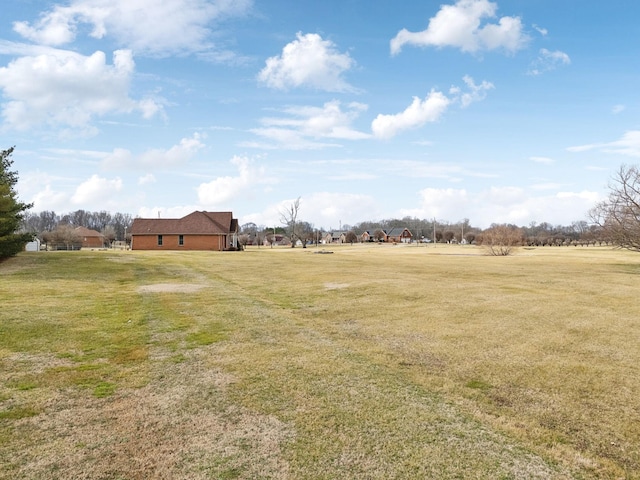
[
  {"x1": 75, "y1": 226, "x2": 106, "y2": 248},
  {"x1": 130, "y1": 211, "x2": 238, "y2": 251}
]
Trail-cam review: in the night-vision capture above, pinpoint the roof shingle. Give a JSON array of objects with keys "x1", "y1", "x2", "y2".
[{"x1": 130, "y1": 211, "x2": 236, "y2": 235}]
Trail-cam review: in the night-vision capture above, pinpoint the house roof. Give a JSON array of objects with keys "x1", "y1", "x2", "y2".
[
  {"x1": 74, "y1": 226, "x2": 104, "y2": 238},
  {"x1": 386, "y1": 227, "x2": 412, "y2": 237},
  {"x1": 130, "y1": 211, "x2": 237, "y2": 235}
]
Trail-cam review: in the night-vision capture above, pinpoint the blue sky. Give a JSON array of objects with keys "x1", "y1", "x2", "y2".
[{"x1": 1, "y1": 0, "x2": 639, "y2": 229}]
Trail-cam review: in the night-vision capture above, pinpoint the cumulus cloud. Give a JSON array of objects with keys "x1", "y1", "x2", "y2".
[
  {"x1": 12, "y1": 0, "x2": 252, "y2": 57},
  {"x1": 527, "y1": 48, "x2": 571, "y2": 75},
  {"x1": 71, "y1": 174, "x2": 123, "y2": 206},
  {"x1": 18, "y1": 168, "x2": 126, "y2": 213},
  {"x1": 0, "y1": 49, "x2": 163, "y2": 132},
  {"x1": 30, "y1": 185, "x2": 70, "y2": 211},
  {"x1": 258, "y1": 32, "x2": 356, "y2": 92},
  {"x1": 404, "y1": 186, "x2": 599, "y2": 228},
  {"x1": 102, "y1": 133, "x2": 205, "y2": 169},
  {"x1": 371, "y1": 76, "x2": 493, "y2": 139},
  {"x1": 390, "y1": 0, "x2": 529, "y2": 55},
  {"x1": 197, "y1": 155, "x2": 274, "y2": 207},
  {"x1": 371, "y1": 91, "x2": 451, "y2": 139},
  {"x1": 243, "y1": 192, "x2": 380, "y2": 230},
  {"x1": 567, "y1": 130, "x2": 640, "y2": 158},
  {"x1": 247, "y1": 101, "x2": 370, "y2": 149}
]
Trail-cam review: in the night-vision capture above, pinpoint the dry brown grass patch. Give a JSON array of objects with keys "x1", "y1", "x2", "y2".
[{"x1": 4, "y1": 348, "x2": 292, "y2": 480}]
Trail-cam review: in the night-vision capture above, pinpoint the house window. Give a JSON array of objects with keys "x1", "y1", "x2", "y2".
[
  {"x1": 179, "y1": 235, "x2": 184, "y2": 246},
  {"x1": 157, "y1": 235, "x2": 163, "y2": 246}
]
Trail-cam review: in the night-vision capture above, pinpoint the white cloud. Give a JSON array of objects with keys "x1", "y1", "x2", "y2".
[
  {"x1": 567, "y1": 130, "x2": 640, "y2": 158},
  {"x1": 390, "y1": 0, "x2": 529, "y2": 55},
  {"x1": 102, "y1": 133, "x2": 205, "y2": 169},
  {"x1": 532, "y1": 24, "x2": 548, "y2": 36},
  {"x1": 12, "y1": 0, "x2": 252, "y2": 57},
  {"x1": 247, "y1": 101, "x2": 370, "y2": 149},
  {"x1": 371, "y1": 90, "x2": 451, "y2": 139},
  {"x1": 258, "y1": 32, "x2": 356, "y2": 92},
  {"x1": 404, "y1": 186, "x2": 599, "y2": 228},
  {"x1": 527, "y1": 48, "x2": 571, "y2": 76},
  {"x1": 451, "y1": 75, "x2": 494, "y2": 107},
  {"x1": 372, "y1": 76, "x2": 492, "y2": 139},
  {"x1": 243, "y1": 192, "x2": 380, "y2": 230},
  {"x1": 0, "y1": 49, "x2": 163, "y2": 132},
  {"x1": 196, "y1": 155, "x2": 274, "y2": 207},
  {"x1": 71, "y1": 174, "x2": 123, "y2": 206}
]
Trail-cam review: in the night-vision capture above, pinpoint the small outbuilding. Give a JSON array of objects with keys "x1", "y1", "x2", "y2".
[{"x1": 25, "y1": 239, "x2": 41, "y2": 252}]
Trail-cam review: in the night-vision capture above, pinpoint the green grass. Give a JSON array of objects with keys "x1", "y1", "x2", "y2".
[{"x1": 1, "y1": 245, "x2": 639, "y2": 478}]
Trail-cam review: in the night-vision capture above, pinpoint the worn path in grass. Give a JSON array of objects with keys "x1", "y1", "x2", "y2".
[{"x1": 1, "y1": 246, "x2": 639, "y2": 478}]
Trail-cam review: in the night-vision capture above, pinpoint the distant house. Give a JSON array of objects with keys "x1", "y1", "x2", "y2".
[
  {"x1": 75, "y1": 226, "x2": 106, "y2": 248},
  {"x1": 362, "y1": 229, "x2": 387, "y2": 242},
  {"x1": 263, "y1": 234, "x2": 287, "y2": 247},
  {"x1": 386, "y1": 227, "x2": 412, "y2": 243},
  {"x1": 323, "y1": 231, "x2": 347, "y2": 244},
  {"x1": 130, "y1": 211, "x2": 238, "y2": 251}
]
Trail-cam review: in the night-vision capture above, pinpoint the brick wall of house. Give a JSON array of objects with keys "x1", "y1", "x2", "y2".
[
  {"x1": 82, "y1": 237, "x2": 104, "y2": 248},
  {"x1": 132, "y1": 234, "x2": 228, "y2": 251}
]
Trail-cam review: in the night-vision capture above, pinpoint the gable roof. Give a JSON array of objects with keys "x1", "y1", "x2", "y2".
[
  {"x1": 74, "y1": 226, "x2": 104, "y2": 238},
  {"x1": 386, "y1": 227, "x2": 412, "y2": 237},
  {"x1": 130, "y1": 211, "x2": 237, "y2": 235}
]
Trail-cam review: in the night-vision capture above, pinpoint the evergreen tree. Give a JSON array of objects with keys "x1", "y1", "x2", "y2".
[{"x1": 0, "y1": 147, "x2": 34, "y2": 260}]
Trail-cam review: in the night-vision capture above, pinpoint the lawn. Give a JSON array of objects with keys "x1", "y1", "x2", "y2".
[{"x1": 1, "y1": 244, "x2": 639, "y2": 479}]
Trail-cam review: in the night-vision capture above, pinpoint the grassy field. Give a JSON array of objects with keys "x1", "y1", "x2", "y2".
[{"x1": 1, "y1": 244, "x2": 639, "y2": 479}]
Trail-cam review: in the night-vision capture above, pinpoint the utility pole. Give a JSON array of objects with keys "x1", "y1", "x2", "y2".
[{"x1": 433, "y1": 218, "x2": 436, "y2": 247}]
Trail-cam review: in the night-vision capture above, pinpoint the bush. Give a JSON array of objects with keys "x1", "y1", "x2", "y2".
[{"x1": 480, "y1": 224, "x2": 523, "y2": 256}]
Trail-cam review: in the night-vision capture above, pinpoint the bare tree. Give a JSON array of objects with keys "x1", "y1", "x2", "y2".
[
  {"x1": 280, "y1": 197, "x2": 301, "y2": 248},
  {"x1": 297, "y1": 221, "x2": 315, "y2": 248},
  {"x1": 265, "y1": 233, "x2": 275, "y2": 248},
  {"x1": 480, "y1": 224, "x2": 523, "y2": 256},
  {"x1": 102, "y1": 225, "x2": 117, "y2": 245},
  {"x1": 345, "y1": 231, "x2": 358, "y2": 244},
  {"x1": 46, "y1": 225, "x2": 81, "y2": 250},
  {"x1": 443, "y1": 230, "x2": 455, "y2": 243},
  {"x1": 237, "y1": 234, "x2": 250, "y2": 249},
  {"x1": 373, "y1": 229, "x2": 386, "y2": 242},
  {"x1": 589, "y1": 165, "x2": 640, "y2": 251}
]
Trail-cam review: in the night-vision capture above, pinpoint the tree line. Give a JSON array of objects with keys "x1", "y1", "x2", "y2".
[
  {"x1": 238, "y1": 213, "x2": 607, "y2": 251},
  {"x1": 19, "y1": 210, "x2": 133, "y2": 248},
  {"x1": 4, "y1": 145, "x2": 640, "y2": 258}
]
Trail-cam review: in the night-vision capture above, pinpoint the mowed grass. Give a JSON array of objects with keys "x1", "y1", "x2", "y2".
[{"x1": 1, "y1": 245, "x2": 639, "y2": 479}]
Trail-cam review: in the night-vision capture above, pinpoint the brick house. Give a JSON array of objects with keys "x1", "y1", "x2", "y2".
[
  {"x1": 323, "y1": 231, "x2": 348, "y2": 244},
  {"x1": 75, "y1": 226, "x2": 106, "y2": 248},
  {"x1": 130, "y1": 211, "x2": 238, "y2": 251},
  {"x1": 386, "y1": 227, "x2": 412, "y2": 243}
]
